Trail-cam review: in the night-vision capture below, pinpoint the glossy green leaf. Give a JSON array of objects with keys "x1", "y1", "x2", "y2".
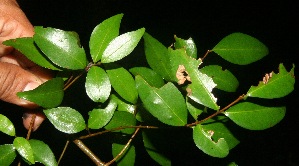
[
  {"x1": 186, "y1": 101, "x2": 204, "y2": 120},
  {"x1": 224, "y1": 102, "x2": 286, "y2": 130},
  {"x1": 169, "y1": 49, "x2": 219, "y2": 110},
  {"x1": 246, "y1": 63, "x2": 295, "y2": 98},
  {"x1": 129, "y1": 67, "x2": 165, "y2": 88},
  {"x1": 106, "y1": 64, "x2": 138, "y2": 104},
  {"x1": 0, "y1": 114, "x2": 15, "y2": 136},
  {"x1": 17, "y1": 77, "x2": 64, "y2": 108},
  {"x1": 88, "y1": 98, "x2": 117, "y2": 129},
  {"x1": 193, "y1": 125, "x2": 229, "y2": 158},
  {"x1": 101, "y1": 28, "x2": 145, "y2": 63},
  {"x1": 90, "y1": 14, "x2": 123, "y2": 62},
  {"x1": 13, "y1": 137, "x2": 35, "y2": 164},
  {"x1": 212, "y1": 32, "x2": 269, "y2": 65},
  {"x1": 110, "y1": 94, "x2": 136, "y2": 114},
  {"x1": 200, "y1": 65, "x2": 239, "y2": 92},
  {"x1": 0, "y1": 144, "x2": 17, "y2": 166},
  {"x1": 174, "y1": 35, "x2": 197, "y2": 59},
  {"x1": 105, "y1": 111, "x2": 136, "y2": 134},
  {"x1": 142, "y1": 131, "x2": 171, "y2": 166},
  {"x1": 3, "y1": 38, "x2": 61, "y2": 70},
  {"x1": 136, "y1": 75, "x2": 187, "y2": 126},
  {"x1": 44, "y1": 107, "x2": 85, "y2": 133},
  {"x1": 29, "y1": 139, "x2": 57, "y2": 166},
  {"x1": 85, "y1": 66, "x2": 111, "y2": 103},
  {"x1": 202, "y1": 118, "x2": 239, "y2": 149},
  {"x1": 34, "y1": 26, "x2": 87, "y2": 69},
  {"x1": 143, "y1": 33, "x2": 173, "y2": 81},
  {"x1": 112, "y1": 143, "x2": 135, "y2": 166}
]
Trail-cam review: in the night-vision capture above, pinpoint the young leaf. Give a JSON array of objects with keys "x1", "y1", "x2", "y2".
[
  {"x1": 17, "y1": 77, "x2": 64, "y2": 109},
  {"x1": 193, "y1": 124, "x2": 229, "y2": 158},
  {"x1": 105, "y1": 64, "x2": 138, "y2": 104},
  {"x1": 90, "y1": 13, "x2": 123, "y2": 62},
  {"x1": 34, "y1": 26, "x2": 87, "y2": 69},
  {"x1": 88, "y1": 98, "x2": 117, "y2": 129},
  {"x1": 0, "y1": 114, "x2": 15, "y2": 136},
  {"x1": 3, "y1": 38, "x2": 61, "y2": 70},
  {"x1": 174, "y1": 35, "x2": 197, "y2": 59},
  {"x1": 112, "y1": 143, "x2": 135, "y2": 166},
  {"x1": 13, "y1": 137, "x2": 35, "y2": 164},
  {"x1": 29, "y1": 139, "x2": 58, "y2": 166},
  {"x1": 0, "y1": 144, "x2": 17, "y2": 166},
  {"x1": 142, "y1": 131, "x2": 171, "y2": 166},
  {"x1": 104, "y1": 111, "x2": 136, "y2": 134},
  {"x1": 85, "y1": 66, "x2": 111, "y2": 103},
  {"x1": 169, "y1": 49, "x2": 219, "y2": 110},
  {"x1": 200, "y1": 65, "x2": 239, "y2": 92},
  {"x1": 224, "y1": 102, "x2": 286, "y2": 130},
  {"x1": 246, "y1": 63, "x2": 295, "y2": 99},
  {"x1": 129, "y1": 67, "x2": 165, "y2": 88},
  {"x1": 143, "y1": 33, "x2": 173, "y2": 81},
  {"x1": 136, "y1": 75, "x2": 187, "y2": 126},
  {"x1": 212, "y1": 32, "x2": 269, "y2": 65},
  {"x1": 101, "y1": 28, "x2": 145, "y2": 63},
  {"x1": 202, "y1": 118, "x2": 239, "y2": 149},
  {"x1": 43, "y1": 107, "x2": 86, "y2": 133}
]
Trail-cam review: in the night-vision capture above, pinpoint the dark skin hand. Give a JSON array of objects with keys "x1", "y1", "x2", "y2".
[{"x1": 0, "y1": 0, "x2": 53, "y2": 131}]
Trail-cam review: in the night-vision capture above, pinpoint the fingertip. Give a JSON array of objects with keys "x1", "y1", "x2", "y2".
[{"x1": 22, "y1": 111, "x2": 45, "y2": 131}]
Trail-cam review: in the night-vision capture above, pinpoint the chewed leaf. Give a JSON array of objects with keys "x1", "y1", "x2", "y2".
[
  {"x1": 212, "y1": 32, "x2": 269, "y2": 65},
  {"x1": 246, "y1": 63, "x2": 295, "y2": 98},
  {"x1": 174, "y1": 35, "x2": 197, "y2": 59},
  {"x1": 224, "y1": 102, "x2": 286, "y2": 130},
  {"x1": 193, "y1": 125, "x2": 229, "y2": 158}
]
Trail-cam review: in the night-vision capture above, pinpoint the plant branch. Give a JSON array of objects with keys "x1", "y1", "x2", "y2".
[
  {"x1": 26, "y1": 113, "x2": 36, "y2": 140},
  {"x1": 201, "y1": 50, "x2": 213, "y2": 61},
  {"x1": 57, "y1": 140, "x2": 70, "y2": 165},
  {"x1": 105, "y1": 128, "x2": 140, "y2": 166},
  {"x1": 186, "y1": 94, "x2": 245, "y2": 127},
  {"x1": 73, "y1": 139, "x2": 105, "y2": 166}
]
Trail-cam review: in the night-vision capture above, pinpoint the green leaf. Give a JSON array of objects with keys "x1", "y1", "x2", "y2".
[
  {"x1": 224, "y1": 102, "x2": 286, "y2": 130},
  {"x1": 193, "y1": 125, "x2": 229, "y2": 158},
  {"x1": 106, "y1": 64, "x2": 138, "y2": 104},
  {"x1": 143, "y1": 33, "x2": 173, "y2": 81},
  {"x1": 88, "y1": 98, "x2": 117, "y2": 129},
  {"x1": 112, "y1": 143, "x2": 135, "y2": 166},
  {"x1": 142, "y1": 131, "x2": 171, "y2": 166},
  {"x1": 3, "y1": 38, "x2": 61, "y2": 70},
  {"x1": 101, "y1": 28, "x2": 145, "y2": 63},
  {"x1": 85, "y1": 66, "x2": 111, "y2": 103},
  {"x1": 129, "y1": 67, "x2": 165, "y2": 88},
  {"x1": 43, "y1": 107, "x2": 86, "y2": 133},
  {"x1": 136, "y1": 75, "x2": 187, "y2": 126},
  {"x1": 169, "y1": 49, "x2": 219, "y2": 110},
  {"x1": 104, "y1": 111, "x2": 136, "y2": 134},
  {"x1": 246, "y1": 63, "x2": 295, "y2": 99},
  {"x1": 34, "y1": 26, "x2": 87, "y2": 69},
  {"x1": 202, "y1": 118, "x2": 239, "y2": 149},
  {"x1": 186, "y1": 100, "x2": 204, "y2": 120},
  {"x1": 212, "y1": 32, "x2": 269, "y2": 65},
  {"x1": 200, "y1": 65, "x2": 239, "y2": 92},
  {"x1": 0, "y1": 114, "x2": 15, "y2": 136},
  {"x1": 174, "y1": 35, "x2": 197, "y2": 59},
  {"x1": 90, "y1": 14, "x2": 123, "y2": 62},
  {"x1": 0, "y1": 144, "x2": 17, "y2": 166},
  {"x1": 17, "y1": 77, "x2": 64, "y2": 109},
  {"x1": 110, "y1": 94, "x2": 136, "y2": 114},
  {"x1": 13, "y1": 137, "x2": 35, "y2": 164},
  {"x1": 29, "y1": 139, "x2": 57, "y2": 166}
]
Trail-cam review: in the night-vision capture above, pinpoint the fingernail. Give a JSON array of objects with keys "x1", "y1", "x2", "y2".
[{"x1": 23, "y1": 82, "x2": 40, "y2": 92}]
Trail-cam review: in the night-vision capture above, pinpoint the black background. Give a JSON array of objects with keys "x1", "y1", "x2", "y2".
[{"x1": 1, "y1": 0, "x2": 298, "y2": 165}]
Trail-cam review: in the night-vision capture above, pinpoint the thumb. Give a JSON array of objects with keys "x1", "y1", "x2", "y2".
[{"x1": 0, "y1": 62, "x2": 42, "y2": 107}]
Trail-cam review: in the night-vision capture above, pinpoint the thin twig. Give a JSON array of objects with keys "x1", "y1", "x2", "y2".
[
  {"x1": 57, "y1": 140, "x2": 70, "y2": 165},
  {"x1": 105, "y1": 128, "x2": 140, "y2": 166},
  {"x1": 26, "y1": 113, "x2": 36, "y2": 140},
  {"x1": 186, "y1": 94, "x2": 245, "y2": 127},
  {"x1": 73, "y1": 139, "x2": 105, "y2": 166},
  {"x1": 201, "y1": 50, "x2": 212, "y2": 61}
]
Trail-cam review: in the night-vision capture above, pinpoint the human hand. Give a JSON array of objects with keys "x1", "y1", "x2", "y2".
[{"x1": 0, "y1": 0, "x2": 52, "y2": 131}]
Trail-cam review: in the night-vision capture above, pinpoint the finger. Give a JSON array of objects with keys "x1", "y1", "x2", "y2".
[{"x1": 22, "y1": 111, "x2": 46, "y2": 131}]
